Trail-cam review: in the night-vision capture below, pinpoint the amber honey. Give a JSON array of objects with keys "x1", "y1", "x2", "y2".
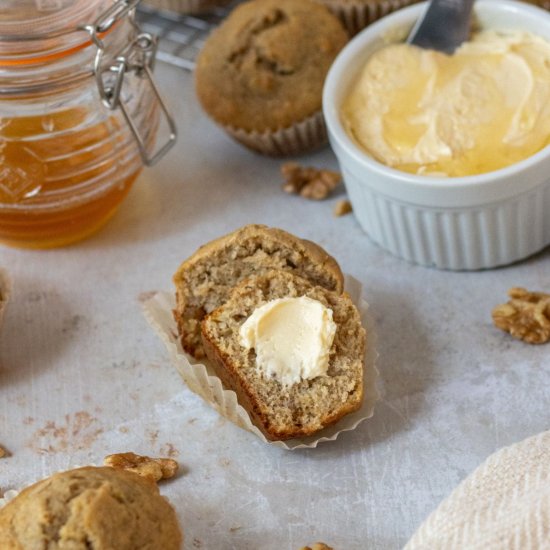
[
  {"x1": 0, "y1": 172, "x2": 138, "y2": 248},
  {"x1": 0, "y1": 3, "x2": 170, "y2": 249},
  {"x1": 0, "y1": 107, "x2": 144, "y2": 248}
]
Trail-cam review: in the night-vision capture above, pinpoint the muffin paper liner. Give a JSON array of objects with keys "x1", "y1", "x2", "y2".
[
  {"x1": 223, "y1": 110, "x2": 328, "y2": 157},
  {"x1": 322, "y1": 0, "x2": 421, "y2": 36},
  {"x1": 141, "y1": 274, "x2": 380, "y2": 450},
  {"x1": 143, "y1": 0, "x2": 231, "y2": 15},
  {"x1": 0, "y1": 268, "x2": 11, "y2": 331},
  {"x1": 524, "y1": 0, "x2": 550, "y2": 9}
]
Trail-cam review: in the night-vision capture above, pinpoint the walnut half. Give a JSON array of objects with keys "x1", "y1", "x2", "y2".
[
  {"x1": 282, "y1": 162, "x2": 341, "y2": 200},
  {"x1": 104, "y1": 452, "x2": 178, "y2": 482},
  {"x1": 492, "y1": 287, "x2": 550, "y2": 344}
]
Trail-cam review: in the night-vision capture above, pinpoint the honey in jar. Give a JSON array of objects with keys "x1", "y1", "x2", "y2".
[{"x1": 0, "y1": 0, "x2": 175, "y2": 248}]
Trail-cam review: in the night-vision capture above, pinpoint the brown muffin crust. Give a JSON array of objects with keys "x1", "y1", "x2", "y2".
[
  {"x1": 195, "y1": 0, "x2": 348, "y2": 132},
  {"x1": 0, "y1": 467, "x2": 182, "y2": 550},
  {"x1": 173, "y1": 224, "x2": 344, "y2": 359}
]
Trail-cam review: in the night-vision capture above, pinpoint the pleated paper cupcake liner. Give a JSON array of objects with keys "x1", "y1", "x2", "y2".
[
  {"x1": 223, "y1": 110, "x2": 328, "y2": 157},
  {"x1": 142, "y1": 274, "x2": 380, "y2": 450},
  {"x1": 143, "y1": 0, "x2": 231, "y2": 15},
  {"x1": 522, "y1": 0, "x2": 550, "y2": 10},
  {"x1": 321, "y1": 0, "x2": 421, "y2": 36}
]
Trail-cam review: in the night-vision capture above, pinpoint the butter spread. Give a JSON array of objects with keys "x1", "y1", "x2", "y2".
[
  {"x1": 342, "y1": 30, "x2": 550, "y2": 177},
  {"x1": 239, "y1": 296, "x2": 337, "y2": 387}
]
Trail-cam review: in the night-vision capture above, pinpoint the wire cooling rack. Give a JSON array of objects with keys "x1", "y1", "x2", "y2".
[
  {"x1": 136, "y1": 3, "x2": 238, "y2": 71},
  {"x1": 137, "y1": 1, "x2": 550, "y2": 71}
]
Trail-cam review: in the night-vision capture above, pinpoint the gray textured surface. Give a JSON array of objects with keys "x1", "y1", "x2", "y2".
[{"x1": 0, "y1": 63, "x2": 549, "y2": 550}]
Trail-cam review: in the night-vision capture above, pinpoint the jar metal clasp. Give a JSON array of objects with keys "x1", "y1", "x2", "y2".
[{"x1": 81, "y1": 0, "x2": 177, "y2": 166}]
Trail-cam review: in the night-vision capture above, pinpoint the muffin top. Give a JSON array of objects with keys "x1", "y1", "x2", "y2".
[
  {"x1": 0, "y1": 467, "x2": 182, "y2": 550},
  {"x1": 195, "y1": 0, "x2": 348, "y2": 132}
]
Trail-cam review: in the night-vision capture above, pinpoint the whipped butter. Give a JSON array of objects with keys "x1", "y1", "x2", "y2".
[
  {"x1": 342, "y1": 30, "x2": 550, "y2": 177},
  {"x1": 239, "y1": 296, "x2": 337, "y2": 387}
]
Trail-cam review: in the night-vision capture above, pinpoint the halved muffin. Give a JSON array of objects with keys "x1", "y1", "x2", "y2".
[{"x1": 201, "y1": 270, "x2": 365, "y2": 440}]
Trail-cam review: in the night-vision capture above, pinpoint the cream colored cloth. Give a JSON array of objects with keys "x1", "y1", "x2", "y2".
[{"x1": 405, "y1": 431, "x2": 550, "y2": 550}]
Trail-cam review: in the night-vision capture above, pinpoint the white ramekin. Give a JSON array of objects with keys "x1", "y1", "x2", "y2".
[{"x1": 323, "y1": 0, "x2": 550, "y2": 270}]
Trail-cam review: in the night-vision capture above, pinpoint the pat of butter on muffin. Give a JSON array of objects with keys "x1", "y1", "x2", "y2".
[{"x1": 239, "y1": 296, "x2": 337, "y2": 386}]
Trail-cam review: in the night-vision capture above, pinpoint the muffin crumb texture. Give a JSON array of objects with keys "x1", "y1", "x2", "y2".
[
  {"x1": 173, "y1": 224, "x2": 343, "y2": 358},
  {"x1": 492, "y1": 287, "x2": 550, "y2": 344},
  {"x1": 201, "y1": 270, "x2": 365, "y2": 440},
  {"x1": 104, "y1": 452, "x2": 178, "y2": 482},
  {"x1": 0, "y1": 467, "x2": 182, "y2": 550}
]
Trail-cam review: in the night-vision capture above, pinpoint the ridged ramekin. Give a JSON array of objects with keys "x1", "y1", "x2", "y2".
[{"x1": 323, "y1": 0, "x2": 550, "y2": 270}]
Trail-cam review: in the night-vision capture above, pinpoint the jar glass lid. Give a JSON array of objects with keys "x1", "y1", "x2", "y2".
[
  {"x1": 0, "y1": 0, "x2": 111, "y2": 36},
  {"x1": 0, "y1": 0, "x2": 120, "y2": 60}
]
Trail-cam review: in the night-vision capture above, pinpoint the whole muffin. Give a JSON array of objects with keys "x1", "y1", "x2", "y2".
[
  {"x1": 315, "y1": 0, "x2": 422, "y2": 35},
  {"x1": 0, "y1": 467, "x2": 182, "y2": 549},
  {"x1": 195, "y1": 0, "x2": 348, "y2": 155}
]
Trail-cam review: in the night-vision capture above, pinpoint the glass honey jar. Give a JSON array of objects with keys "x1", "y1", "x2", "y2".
[{"x1": 0, "y1": 0, "x2": 176, "y2": 248}]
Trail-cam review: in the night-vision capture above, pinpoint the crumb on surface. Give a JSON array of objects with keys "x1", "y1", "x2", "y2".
[
  {"x1": 0, "y1": 445, "x2": 7, "y2": 458},
  {"x1": 300, "y1": 543, "x2": 334, "y2": 550},
  {"x1": 333, "y1": 199, "x2": 352, "y2": 217},
  {"x1": 29, "y1": 412, "x2": 103, "y2": 455},
  {"x1": 281, "y1": 162, "x2": 341, "y2": 200},
  {"x1": 104, "y1": 452, "x2": 178, "y2": 482},
  {"x1": 138, "y1": 291, "x2": 157, "y2": 303},
  {"x1": 492, "y1": 287, "x2": 550, "y2": 344},
  {"x1": 160, "y1": 443, "x2": 180, "y2": 458}
]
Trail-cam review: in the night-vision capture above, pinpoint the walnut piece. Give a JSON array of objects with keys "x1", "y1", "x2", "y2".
[
  {"x1": 333, "y1": 199, "x2": 352, "y2": 217},
  {"x1": 492, "y1": 287, "x2": 550, "y2": 344},
  {"x1": 300, "y1": 544, "x2": 333, "y2": 550},
  {"x1": 0, "y1": 445, "x2": 6, "y2": 458},
  {"x1": 282, "y1": 162, "x2": 341, "y2": 200},
  {"x1": 104, "y1": 452, "x2": 178, "y2": 482}
]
